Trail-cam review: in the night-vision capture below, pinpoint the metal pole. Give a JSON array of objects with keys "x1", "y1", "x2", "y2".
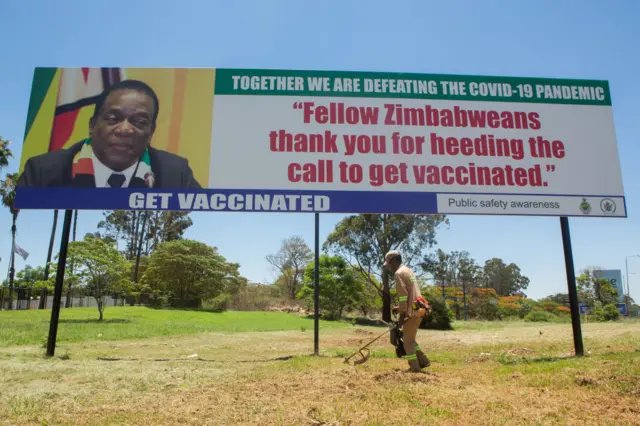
[
  {"x1": 625, "y1": 255, "x2": 639, "y2": 316},
  {"x1": 313, "y1": 213, "x2": 320, "y2": 356},
  {"x1": 46, "y1": 209, "x2": 73, "y2": 358},
  {"x1": 625, "y1": 257, "x2": 630, "y2": 317},
  {"x1": 560, "y1": 217, "x2": 584, "y2": 356}
]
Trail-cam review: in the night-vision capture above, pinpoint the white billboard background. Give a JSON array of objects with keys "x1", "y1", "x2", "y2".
[{"x1": 209, "y1": 97, "x2": 623, "y2": 197}]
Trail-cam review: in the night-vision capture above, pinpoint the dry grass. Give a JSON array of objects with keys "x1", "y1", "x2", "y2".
[{"x1": 1, "y1": 316, "x2": 639, "y2": 425}]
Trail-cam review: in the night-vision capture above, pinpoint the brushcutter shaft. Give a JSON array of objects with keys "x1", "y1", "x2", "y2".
[{"x1": 343, "y1": 322, "x2": 398, "y2": 364}]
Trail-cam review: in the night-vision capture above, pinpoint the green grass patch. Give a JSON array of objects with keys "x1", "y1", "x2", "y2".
[
  {"x1": 449, "y1": 319, "x2": 534, "y2": 331},
  {"x1": 0, "y1": 306, "x2": 349, "y2": 347},
  {"x1": 0, "y1": 318, "x2": 638, "y2": 425},
  {"x1": 422, "y1": 406, "x2": 456, "y2": 423}
]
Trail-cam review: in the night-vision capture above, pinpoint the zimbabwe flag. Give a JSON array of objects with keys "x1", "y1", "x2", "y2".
[{"x1": 49, "y1": 67, "x2": 123, "y2": 151}]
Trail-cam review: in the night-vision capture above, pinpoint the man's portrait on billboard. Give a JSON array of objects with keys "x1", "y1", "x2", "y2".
[{"x1": 17, "y1": 78, "x2": 201, "y2": 189}]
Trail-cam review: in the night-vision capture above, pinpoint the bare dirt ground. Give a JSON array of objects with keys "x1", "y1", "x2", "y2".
[{"x1": 1, "y1": 320, "x2": 639, "y2": 425}]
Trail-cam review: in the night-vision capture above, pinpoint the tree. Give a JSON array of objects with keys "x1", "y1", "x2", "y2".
[
  {"x1": 543, "y1": 293, "x2": 570, "y2": 305},
  {"x1": 129, "y1": 255, "x2": 151, "y2": 304},
  {"x1": 84, "y1": 231, "x2": 117, "y2": 246},
  {"x1": 65, "y1": 232, "x2": 116, "y2": 308},
  {"x1": 99, "y1": 211, "x2": 193, "y2": 257},
  {"x1": 132, "y1": 211, "x2": 150, "y2": 283},
  {"x1": 98, "y1": 211, "x2": 193, "y2": 285},
  {"x1": 44, "y1": 210, "x2": 59, "y2": 280},
  {"x1": 297, "y1": 255, "x2": 364, "y2": 320},
  {"x1": 15, "y1": 265, "x2": 45, "y2": 287},
  {"x1": 12, "y1": 264, "x2": 44, "y2": 307},
  {"x1": 421, "y1": 250, "x2": 480, "y2": 297},
  {"x1": 41, "y1": 210, "x2": 59, "y2": 308},
  {"x1": 576, "y1": 267, "x2": 618, "y2": 306},
  {"x1": 353, "y1": 267, "x2": 382, "y2": 317},
  {"x1": 97, "y1": 210, "x2": 147, "y2": 259},
  {"x1": 147, "y1": 212, "x2": 193, "y2": 251},
  {"x1": 66, "y1": 209, "x2": 79, "y2": 307},
  {"x1": 73, "y1": 210, "x2": 78, "y2": 242},
  {"x1": 142, "y1": 240, "x2": 247, "y2": 307},
  {"x1": 66, "y1": 236, "x2": 131, "y2": 320},
  {"x1": 1, "y1": 172, "x2": 19, "y2": 310},
  {"x1": 273, "y1": 268, "x2": 292, "y2": 290},
  {"x1": 469, "y1": 287, "x2": 500, "y2": 320},
  {"x1": 97, "y1": 211, "x2": 133, "y2": 253},
  {"x1": 421, "y1": 249, "x2": 450, "y2": 298},
  {"x1": 324, "y1": 214, "x2": 448, "y2": 322},
  {"x1": 624, "y1": 295, "x2": 639, "y2": 317},
  {"x1": 458, "y1": 253, "x2": 481, "y2": 320},
  {"x1": 0, "y1": 137, "x2": 12, "y2": 171},
  {"x1": 481, "y1": 258, "x2": 530, "y2": 296},
  {"x1": 266, "y1": 236, "x2": 313, "y2": 299}
]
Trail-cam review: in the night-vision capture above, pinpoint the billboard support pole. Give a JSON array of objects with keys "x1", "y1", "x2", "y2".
[
  {"x1": 46, "y1": 209, "x2": 73, "y2": 358},
  {"x1": 313, "y1": 213, "x2": 320, "y2": 356},
  {"x1": 560, "y1": 216, "x2": 584, "y2": 356}
]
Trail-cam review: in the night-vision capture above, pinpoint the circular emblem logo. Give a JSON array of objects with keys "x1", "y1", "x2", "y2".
[
  {"x1": 579, "y1": 198, "x2": 591, "y2": 215},
  {"x1": 600, "y1": 198, "x2": 616, "y2": 215}
]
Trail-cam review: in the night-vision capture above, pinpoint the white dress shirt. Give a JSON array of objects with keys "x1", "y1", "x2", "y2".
[{"x1": 92, "y1": 151, "x2": 138, "y2": 188}]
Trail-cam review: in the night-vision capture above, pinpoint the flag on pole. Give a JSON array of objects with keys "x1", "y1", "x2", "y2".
[
  {"x1": 49, "y1": 67, "x2": 124, "y2": 152},
  {"x1": 13, "y1": 243, "x2": 29, "y2": 261}
]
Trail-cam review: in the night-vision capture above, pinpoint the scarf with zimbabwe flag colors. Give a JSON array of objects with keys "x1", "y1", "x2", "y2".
[{"x1": 71, "y1": 138, "x2": 155, "y2": 188}]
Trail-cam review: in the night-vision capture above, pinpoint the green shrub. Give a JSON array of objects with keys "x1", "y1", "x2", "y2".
[
  {"x1": 170, "y1": 298, "x2": 202, "y2": 309},
  {"x1": 472, "y1": 300, "x2": 501, "y2": 321},
  {"x1": 497, "y1": 304, "x2": 519, "y2": 319},
  {"x1": 595, "y1": 303, "x2": 620, "y2": 322},
  {"x1": 524, "y1": 310, "x2": 556, "y2": 322},
  {"x1": 603, "y1": 303, "x2": 621, "y2": 321},
  {"x1": 203, "y1": 294, "x2": 231, "y2": 312},
  {"x1": 518, "y1": 300, "x2": 534, "y2": 319},
  {"x1": 501, "y1": 315, "x2": 522, "y2": 322},
  {"x1": 147, "y1": 295, "x2": 169, "y2": 309},
  {"x1": 420, "y1": 292, "x2": 454, "y2": 330}
]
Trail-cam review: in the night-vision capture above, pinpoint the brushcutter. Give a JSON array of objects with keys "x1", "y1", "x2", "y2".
[
  {"x1": 343, "y1": 318, "x2": 405, "y2": 366},
  {"x1": 343, "y1": 297, "x2": 431, "y2": 365}
]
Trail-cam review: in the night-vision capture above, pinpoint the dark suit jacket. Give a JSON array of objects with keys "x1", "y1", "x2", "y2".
[{"x1": 17, "y1": 141, "x2": 201, "y2": 189}]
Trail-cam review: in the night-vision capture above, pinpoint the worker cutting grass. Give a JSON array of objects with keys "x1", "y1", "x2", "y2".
[{"x1": 345, "y1": 250, "x2": 432, "y2": 373}]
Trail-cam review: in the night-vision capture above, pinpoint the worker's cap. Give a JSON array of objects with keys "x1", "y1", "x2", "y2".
[{"x1": 383, "y1": 250, "x2": 401, "y2": 267}]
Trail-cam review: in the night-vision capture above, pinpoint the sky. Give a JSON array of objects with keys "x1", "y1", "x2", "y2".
[{"x1": 0, "y1": 0, "x2": 639, "y2": 302}]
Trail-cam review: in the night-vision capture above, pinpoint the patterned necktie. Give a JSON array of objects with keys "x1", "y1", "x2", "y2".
[{"x1": 107, "y1": 173, "x2": 126, "y2": 188}]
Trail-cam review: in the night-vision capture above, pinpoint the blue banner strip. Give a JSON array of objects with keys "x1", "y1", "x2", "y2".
[{"x1": 14, "y1": 187, "x2": 439, "y2": 214}]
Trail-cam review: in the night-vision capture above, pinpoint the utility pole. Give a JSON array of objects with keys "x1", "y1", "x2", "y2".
[{"x1": 625, "y1": 255, "x2": 639, "y2": 317}]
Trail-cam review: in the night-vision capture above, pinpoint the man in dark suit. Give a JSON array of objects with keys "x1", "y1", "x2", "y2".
[{"x1": 18, "y1": 79, "x2": 201, "y2": 189}]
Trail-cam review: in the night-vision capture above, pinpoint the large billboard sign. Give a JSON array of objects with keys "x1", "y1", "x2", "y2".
[
  {"x1": 15, "y1": 67, "x2": 626, "y2": 217},
  {"x1": 593, "y1": 269, "x2": 625, "y2": 303}
]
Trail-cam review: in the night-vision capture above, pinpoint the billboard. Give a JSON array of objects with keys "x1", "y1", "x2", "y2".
[
  {"x1": 593, "y1": 269, "x2": 625, "y2": 303},
  {"x1": 15, "y1": 67, "x2": 626, "y2": 216}
]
